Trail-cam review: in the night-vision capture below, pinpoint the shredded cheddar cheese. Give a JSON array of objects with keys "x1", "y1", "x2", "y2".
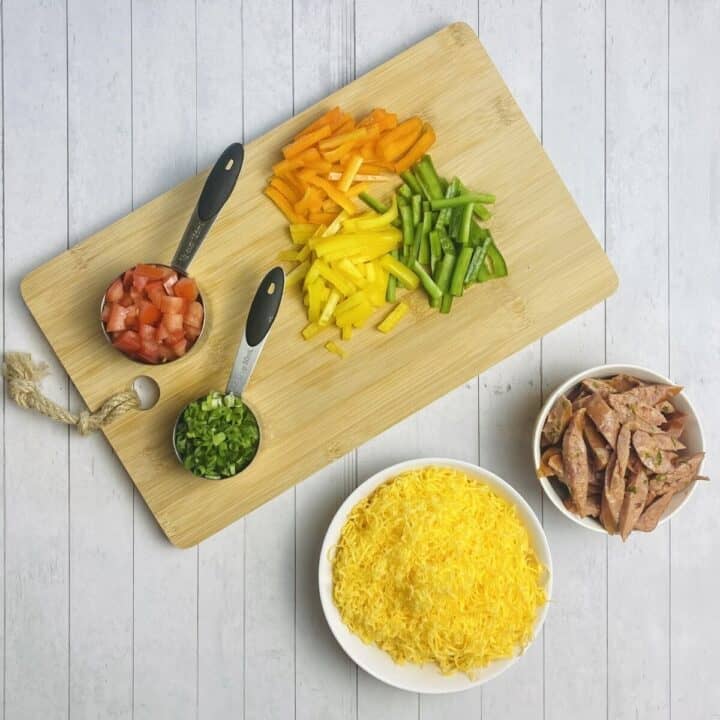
[{"x1": 332, "y1": 466, "x2": 548, "y2": 676}]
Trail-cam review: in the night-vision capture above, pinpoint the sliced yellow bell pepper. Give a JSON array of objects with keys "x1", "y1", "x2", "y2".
[
  {"x1": 302, "y1": 322, "x2": 325, "y2": 340},
  {"x1": 335, "y1": 258, "x2": 367, "y2": 287},
  {"x1": 296, "y1": 243, "x2": 312, "y2": 262},
  {"x1": 316, "y1": 260, "x2": 356, "y2": 297},
  {"x1": 287, "y1": 259, "x2": 311, "y2": 287},
  {"x1": 325, "y1": 341, "x2": 347, "y2": 359},
  {"x1": 318, "y1": 289, "x2": 341, "y2": 327},
  {"x1": 289, "y1": 223, "x2": 318, "y2": 244},
  {"x1": 378, "y1": 302, "x2": 409, "y2": 333},
  {"x1": 343, "y1": 195, "x2": 398, "y2": 231},
  {"x1": 341, "y1": 325, "x2": 352, "y2": 341},
  {"x1": 380, "y1": 254, "x2": 420, "y2": 290}
]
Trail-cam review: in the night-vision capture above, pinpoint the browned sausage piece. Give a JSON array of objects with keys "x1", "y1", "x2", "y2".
[
  {"x1": 607, "y1": 394, "x2": 666, "y2": 427},
  {"x1": 651, "y1": 453, "x2": 705, "y2": 496},
  {"x1": 542, "y1": 394, "x2": 573, "y2": 446},
  {"x1": 607, "y1": 374, "x2": 644, "y2": 392},
  {"x1": 562, "y1": 409, "x2": 590, "y2": 511},
  {"x1": 633, "y1": 430, "x2": 679, "y2": 474},
  {"x1": 586, "y1": 394, "x2": 620, "y2": 448},
  {"x1": 663, "y1": 412, "x2": 688, "y2": 439},
  {"x1": 601, "y1": 425, "x2": 632, "y2": 531},
  {"x1": 623, "y1": 383, "x2": 682, "y2": 407},
  {"x1": 583, "y1": 420, "x2": 611, "y2": 470},
  {"x1": 635, "y1": 492, "x2": 676, "y2": 532},
  {"x1": 618, "y1": 469, "x2": 649, "y2": 541}
]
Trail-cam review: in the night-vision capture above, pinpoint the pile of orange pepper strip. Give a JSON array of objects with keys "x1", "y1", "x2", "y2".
[{"x1": 264, "y1": 106, "x2": 436, "y2": 225}]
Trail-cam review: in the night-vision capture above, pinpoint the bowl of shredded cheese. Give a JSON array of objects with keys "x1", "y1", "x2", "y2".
[{"x1": 318, "y1": 458, "x2": 552, "y2": 693}]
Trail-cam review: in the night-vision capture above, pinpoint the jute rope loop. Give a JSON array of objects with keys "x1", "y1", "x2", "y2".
[{"x1": 2, "y1": 352, "x2": 140, "y2": 435}]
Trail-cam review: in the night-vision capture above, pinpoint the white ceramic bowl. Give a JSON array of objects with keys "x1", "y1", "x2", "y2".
[
  {"x1": 533, "y1": 364, "x2": 705, "y2": 533},
  {"x1": 318, "y1": 457, "x2": 552, "y2": 694}
]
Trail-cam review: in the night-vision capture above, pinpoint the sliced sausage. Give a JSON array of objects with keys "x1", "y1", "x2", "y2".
[
  {"x1": 618, "y1": 470, "x2": 649, "y2": 541},
  {"x1": 586, "y1": 394, "x2": 620, "y2": 448},
  {"x1": 623, "y1": 383, "x2": 682, "y2": 407},
  {"x1": 607, "y1": 394, "x2": 666, "y2": 427},
  {"x1": 583, "y1": 420, "x2": 611, "y2": 470},
  {"x1": 562, "y1": 409, "x2": 591, "y2": 511},
  {"x1": 663, "y1": 412, "x2": 687, "y2": 439},
  {"x1": 635, "y1": 492, "x2": 675, "y2": 532},
  {"x1": 651, "y1": 453, "x2": 705, "y2": 496},
  {"x1": 542, "y1": 395, "x2": 573, "y2": 446},
  {"x1": 633, "y1": 430, "x2": 679, "y2": 474}
]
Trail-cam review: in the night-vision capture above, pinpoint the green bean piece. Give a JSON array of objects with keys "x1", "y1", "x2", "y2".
[
  {"x1": 400, "y1": 204, "x2": 414, "y2": 257},
  {"x1": 398, "y1": 183, "x2": 412, "y2": 199},
  {"x1": 411, "y1": 260, "x2": 443, "y2": 302},
  {"x1": 450, "y1": 246, "x2": 474, "y2": 296},
  {"x1": 474, "y1": 203, "x2": 492, "y2": 221},
  {"x1": 429, "y1": 229, "x2": 442, "y2": 274},
  {"x1": 415, "y1": 157, "x2": 444, "y2": 200},
  {"x1": 458, "y1": 203, "x2": 475, "y2": 245},
  {"x1": 400, "y1": 170, "x2": 422, "y2": 195},
  {"x1": 358, "y1": 192, "x2": 389, "y2": 214},
  {"x1": 386, "y1": 272, "x2": 397, "y2": 302},
  {"x1": 411, "y1": 194, "x2": 422, "y2": 226},
  {"x1": 433, "y1": 253, "x2": 456, "y2": 294},
  {"x1": 429, "y1": 294, "x2": 442, "y2": 309},
  {"x1": 464, "y1": 239, "x2": 490, "y2": 285},
  {"x1": 468, "y1": 222, "x2": 489, "y2": 246},
  {"x1": 433, "y1": 177, "x2": 460, "y2": 229},
  {"x1": 440, "y1": 293, "x2": 454, "y2": 314},
  {"x1": 430, "y1": 193, "x2": 496, "y2": 210},
  {"x1": 439, "y1": 232, "x2": 455, "y2": 256},
  {"x1": 418, "y1": 211, "x2": 432, "y2": 265}
]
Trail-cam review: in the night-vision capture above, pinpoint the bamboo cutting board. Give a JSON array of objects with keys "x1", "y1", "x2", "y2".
[{"x1": 22, "y1": 23, "x2": 617, "y2": 547}]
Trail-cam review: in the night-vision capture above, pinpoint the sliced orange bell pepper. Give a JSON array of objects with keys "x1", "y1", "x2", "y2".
[
  {"x1": 269, "y1": 175, "x2": 301, "y2": 204},
  {"x1": 308, "y1": 211, "x2": 338, "y2": 225},
  {"x1": 321, "y1": 141, "x2": 356, "y2": 163},
  {"x1": 272, "y1": 157, "x2": 303, "y2": 175},
  {"x1": 379, "y1": 123, "x2": 423, "y2": 162},
  {"x1": 265, "y1": 186, "x2": 305, "y2": 223},
  {"x1": 282, "y1": 124, "x2": 332, "y2": 160},
  {"x1": 337, "y1": 154, "x2": 364, "y2": 192},
  {"x1": 333, "y1": 116, "x2": 355, "y2": 135},
  {"x1": 318, "y1": 127, "x2": 370, "y2": 152},
  {"x1": 297, "y1": 147, "x2": 333, "y2": 173},
  {"x1": 376, "y1": 116, "x2": 422, "y2": 159},
  {"x1": 345, "y1": 181, "x2": 369, "y2": 197},
  {"x1": 299, "y1": 170, "x2": 357, "y2": 214},
  {"x1": 294, "y1": 106, "x2": 342, "y2": 139},
  {"x1": 358, "y1": 162, "x2": 395, "y2": 175},
  {"x1": 394, "y1": 124, "x2": 437, "y2": 172}
]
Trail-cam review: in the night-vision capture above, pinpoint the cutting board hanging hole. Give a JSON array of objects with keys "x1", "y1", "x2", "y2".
[
  {"x1": 132, "y1": 375, "x2": 160, "y2": 410},
  {"x1": 225, "y1": 158, "x2": 234, "y2": 171}
]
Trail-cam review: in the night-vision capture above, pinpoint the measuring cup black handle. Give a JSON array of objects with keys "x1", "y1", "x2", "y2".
[
  {"x1": 172, "y1": 142, "x2": 245, "y2": 273},
  {"x1": 227, "y1": 267, "x2": 285, "y2": 397}
]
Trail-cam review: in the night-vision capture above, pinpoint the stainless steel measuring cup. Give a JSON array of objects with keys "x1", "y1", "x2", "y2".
[
  {"x1": 172, "y1": 266, "x2": 285, "y2": 479},
  {"x1": 101, "y1": 142, "x2": 245, "y2": 364}
]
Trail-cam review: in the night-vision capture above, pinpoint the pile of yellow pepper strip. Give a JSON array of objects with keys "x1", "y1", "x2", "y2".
[{"x1": 283, "y1": 197, "x2": 418, "y2": 355}]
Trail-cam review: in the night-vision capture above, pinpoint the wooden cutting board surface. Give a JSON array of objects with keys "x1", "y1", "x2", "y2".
[{"x1": 21, "y1": 23, "x2": 617, "y2": 548}]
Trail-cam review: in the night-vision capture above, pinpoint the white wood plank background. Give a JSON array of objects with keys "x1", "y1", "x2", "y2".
[{"x1": 2, "y1": 1, "x2": 718, "y2": 719}]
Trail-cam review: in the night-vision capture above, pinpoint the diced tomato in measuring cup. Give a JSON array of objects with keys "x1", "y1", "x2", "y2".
[
  {"x1": 138, "y1": 300, "x2": 161, "y2": 325},
  {"x1": 173, "y1": 277, "x2": 199, "y2": 302},
  {"x1": 160, "y1": 295, "x2": 186, "y2": 314},
  {"x1": 162, "y1": 270, "x2": 179, "y2": 293},
  {"x1": 104, "y1": 262, "x2": 203, "y2": 363},
  {"x1": 106, "y1": 304, "x2": 129, "y2": 332},
  {"x1": 106, "y1": 278, "x2": 124, "y2": 303},
  {"x1": 185, "y1": 301, "x2": 204, "y2": 329},
  {"x1": 112, "y1": 330, "x2": 142, "y2": 354},
  {"x1": 162, "y1": 312, "x2": 184, "y2": 333},
  {"x1": 134, "y1": 263, "x2": 167, "y2": 280}
]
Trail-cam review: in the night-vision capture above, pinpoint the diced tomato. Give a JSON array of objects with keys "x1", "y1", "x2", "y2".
[
  {"x1": 122, "y1": 269, "x2": 134, "y2": 289},
  {"x1": 184, "y1": 323, "x2": 201, "y2": 341},
  {"x1": 134, "y1": 263, "x2": 166, "y2": 279},
  {"x1": 138, "y1": 300, "x2": 162, "y2": 325},
  {"x1": 155, "y1": 323, "x2": 170, "y2": 342},
  {"x1": 138, "y1": 323, "x2": 155, "y2": 340},
  {"x1": 118, "y1": 292, "x2": 134, "y2": 307},
  {"x1": 146, "y1": 281, "x2": 166, "y2": 308},
  {"x1": 160, "y1": 295, "x2": 186, "y2": 314},
  {"x1": 132, "y1": 273, "x2": 149, "y2": 291},
  {"x1": 157, "y1": 344, "x2": 175, "y2": 362},
  {"x1": 112, "y1": 330, "x2": 142, "y2": 354},
  {"x1": 106, "y1": 278, "x2": 124, "y2": 303},
  {"x1": 101, "y1": 303, "x2": 111, "y2": 322},
  {"x1": 106, "y1": 304, "x2": 129, "y2": 332},
  {"x1": 137, "y1": 338, "x2": 163, "y2": 364},
  {"x1": 166, "y1": 329, "x2": 185, "y2": 345},
  {"x1": 162, "y1": 270, "x2": 179, "y2": 293},
  {"x1": 185, "y1": 301, "x2": 204, "y2": 329},
  {"x1": 162, "y1": 312, "x2": 184, "y2": 333},
  {"x1": 173, "y1": 276, "x2": 199, "y2": 302},
  {"x1": 170, "y1": 338, "x2": 188, "y2": 357}
]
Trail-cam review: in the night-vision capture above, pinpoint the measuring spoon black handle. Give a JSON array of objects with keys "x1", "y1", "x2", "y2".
[
  {"x1": 227, "y1": 267, "x2": 285, "y2": 397},
  {"x1": 172, "y1": 142, "x2": 245, "y2": 273}
]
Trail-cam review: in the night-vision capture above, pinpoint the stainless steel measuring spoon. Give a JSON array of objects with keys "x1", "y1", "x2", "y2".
[
  {"x1": 172, "y1": 266, "x2": 285, "y2": 480},
  {"x1": 101, "y1": 142, "x2": 245, "y2": 364}
]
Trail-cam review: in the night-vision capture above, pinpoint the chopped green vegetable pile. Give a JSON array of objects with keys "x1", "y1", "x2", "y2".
[
  {"x1": 174, "y1": 391, "x2": 259, "y2": 479},
  {"x1": 360, "y1": 154, "x2": 507, "y2": 313}
]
